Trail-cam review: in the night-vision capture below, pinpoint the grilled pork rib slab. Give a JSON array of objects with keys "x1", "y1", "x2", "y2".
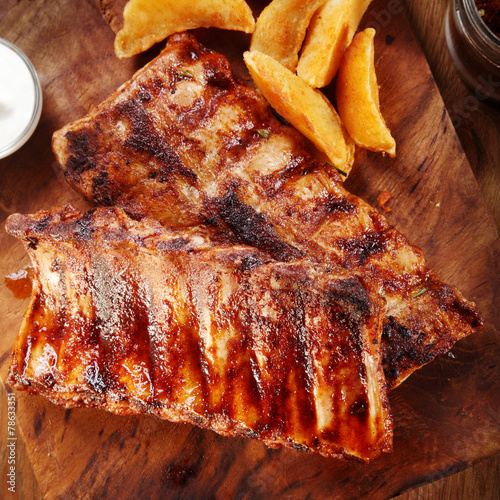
[
  {"x1": 6, "y1": 206, "x2": 391, "y2": 462},
  {"x1": 51, "y1": 33, "x2": 483, "y2": 388}
]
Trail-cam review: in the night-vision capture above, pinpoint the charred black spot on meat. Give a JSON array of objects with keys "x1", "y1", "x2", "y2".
[
  {"x1": 27, "y1": 237, "x2": 39, "y2": 250},
  {"x1": 237, "y1": 254, "x2": 266, "y2": 271},
  {"x1": 116, "y1": 98, "x2": 197, "y2": 182},
  {"x1": 152, "y1": 76, "x2": 165, "y2": 91},
  {"x1": 381, "y1": 315, "x2": 442, "y2": 387},
  {"x1": 116, "y1": 99, "x2": 153, "y2": 149},
  {"x1": 339, "y1": 232, "x2": 387, "y2": 267},
  {"x1": 34, "y1": 216, "x2": 51, "y2": 232},
  {"x1": 432, "y1": 284, "x2": 484, "y2": 329},
  {"x1": 136, "y1": 79, "x2": 163, "y2": 103},
  {"x1": 322, "y1": 278, "x2": 374, "y2": 357},
  {"x1": 75, "y1": 211, "x2": 96, "y2": 240},
  {"x1": 66, "y1": 126, "x2": 99, "y2": 156},
  {"x1": 351, "y1": 396, "x2": 368, "y2": 419},
  {"x1": 203, "y1": 57, "x2": 234, "y2": 91},
  {"x1": 326, "y1": 196, "x2": 356, "y2": 214},
  {"x1": 291, "y1": 442, "x2": 312, "y2": 452},
  {"x1": 240, "y1": 428, "x2": 259, "y2": 439},
  {"x1": 175, "y1": 32, "x2": 208, "y2": 62},
  {"x1": 384, "y1": 365, "x2": 400, "y2": 385},
  {"x1": 137, "y1": 89, "x2": 151, "y2": 102},
  {"x1": 65, "y1": 128, "x2": 100, "y2": 177},
  {"x1": 327, "y1": 277, "x2": 372, "y2": 320},
  {"x1": 203, "y1": 216, "x2": 219, "y2": 227},
  {"x1": 157, "y1": 238, "x2": 191, "y2": 251},
  {"x1": 214, "y1": 190, "x2": 303, "y2": 262},
  {"x1": 384, "y1": 315, "x2": 412, "y2": 340},
  {"x1": 92, "y1": 170, "x2": 113, "y2": 206}
]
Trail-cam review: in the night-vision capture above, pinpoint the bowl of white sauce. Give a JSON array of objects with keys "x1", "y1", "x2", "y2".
[{"x1": 0, "y1": 38, "x2": 42, "y2": 159}]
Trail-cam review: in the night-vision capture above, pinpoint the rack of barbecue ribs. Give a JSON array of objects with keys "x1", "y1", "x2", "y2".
[
  {"x1": 6, "y1": 206, "x2": 392, "y2": 462},
  {"x1": 4, "y1": 31, "x2": 484, "y2": 464},
  {"x1": 51, "y1": 33, "x2": 483, "y2": 391}
]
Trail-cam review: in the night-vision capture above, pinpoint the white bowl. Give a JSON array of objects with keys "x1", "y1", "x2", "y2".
[{"x1": 0, "y1": 38, "x2": 43, "y2": 159}]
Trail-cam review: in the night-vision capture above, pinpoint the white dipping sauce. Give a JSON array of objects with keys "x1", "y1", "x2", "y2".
[{"x1": 0, "y1": 39, "x2": 42, "y2": 159}]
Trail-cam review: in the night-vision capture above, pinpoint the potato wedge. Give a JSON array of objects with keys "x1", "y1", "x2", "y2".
[
  {"x1": 250, "y1": 0, "x2": 325, "y2": 72},
  {"x1": 297, "y1": 0, "x2": 373, "y2": 88},
  {"x1": 115, "y1": 0, "x2": 255, "y2": 58},
  {"x1": 336, "y1": 28, "x2": 396, "y2": 156},
  {"x1": 244, "y1": 50, "x2": 355, "y2": 175}
]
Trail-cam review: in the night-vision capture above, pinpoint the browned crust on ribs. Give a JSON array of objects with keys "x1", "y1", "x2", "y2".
[{"x1": 6, "y1": 205, "x2": 392, "y2": 462}]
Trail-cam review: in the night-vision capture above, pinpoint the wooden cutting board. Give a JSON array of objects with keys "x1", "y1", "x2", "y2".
[{"x1": 1, "y1": 0, "x2": 499, "y2": 498}]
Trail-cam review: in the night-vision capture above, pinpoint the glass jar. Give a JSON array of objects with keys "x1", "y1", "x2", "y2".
[{"x1": 445, "y1": 0, "x2": 500, "y2": 103}]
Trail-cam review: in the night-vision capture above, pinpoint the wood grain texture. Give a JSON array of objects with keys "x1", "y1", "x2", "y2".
[
  {"x1": 396, "y1": 1, "x2": 500, "y2": 497},
  {"x1": 0, "y1": 0, "x2": 498, "y2": 498},
  {"x1": 404, "y1": 0, "x2": 500, "y2": 230}
]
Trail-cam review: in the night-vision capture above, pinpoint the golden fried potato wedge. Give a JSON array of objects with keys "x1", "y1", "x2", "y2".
[
  {"x1": 244, "y1": 50, "x2": 355, "y2": 175},
  {"x1": 336, "y1": 28, "x2": 396, "y2": 156},
  {"x1": 297, "y1": 0, "x2": 373, "y2": 88},
  {"x1": 250, "y1": 0, "x2": 325, "y2": 72},
  {"x1": 115, "y1": 0, "x2": 255, "y2": 58}
]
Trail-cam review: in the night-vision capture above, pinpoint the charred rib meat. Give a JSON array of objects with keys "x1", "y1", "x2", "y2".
[
  {"x1": 6, "y1": 205, "x2": 391, "y2": 462},
  {"x1": 52, "y1": 33, "x2": 483, "y2": 388}
]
